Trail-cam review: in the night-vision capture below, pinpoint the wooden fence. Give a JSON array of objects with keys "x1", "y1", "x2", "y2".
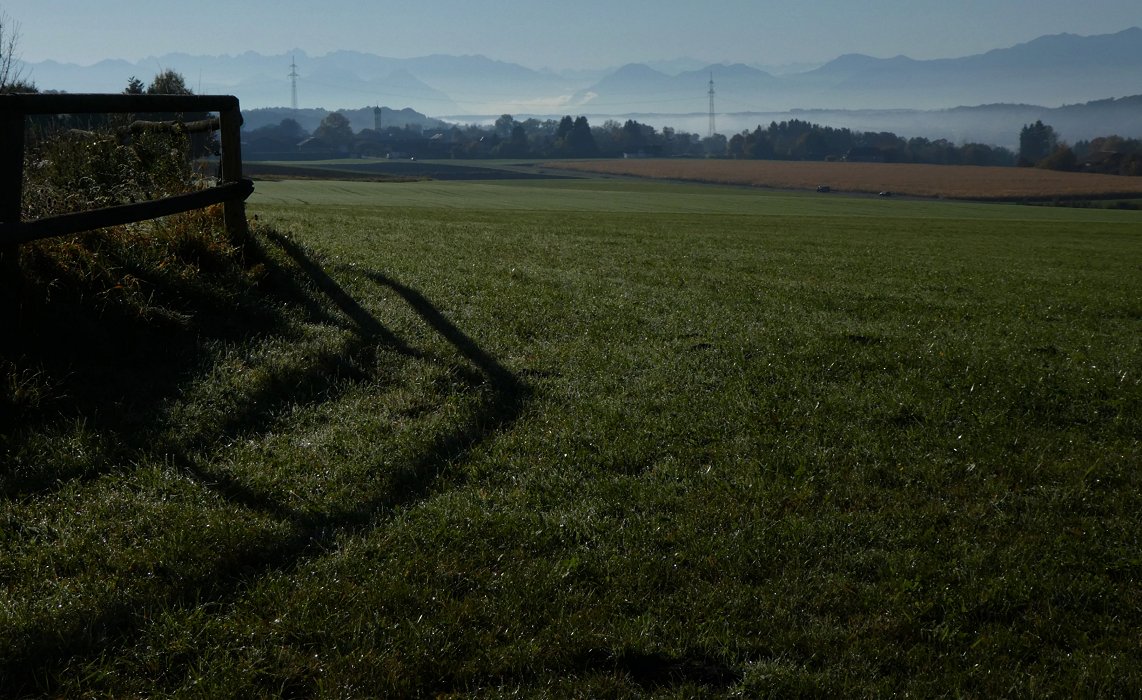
[{"x1": 0, "y1": 93, "x2": 253, "y2": 248}]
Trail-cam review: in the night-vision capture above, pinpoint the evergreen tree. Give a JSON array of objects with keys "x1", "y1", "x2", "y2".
[
  {"x1": 147, "y1": 69, "x2": 192, "y2": 95},
  {"x1": 1019, "y1": 120, "x2": 1057, "y2": 166},
  {"x1": 555, "y1": 116, "x2": 574, "y2": 142},
  {"x1": 567, "y1": 116, "x2": 598, "y2": 157}
]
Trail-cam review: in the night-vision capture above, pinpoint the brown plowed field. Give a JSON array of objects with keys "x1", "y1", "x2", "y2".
[{"x1": 547, "y1": 159, "x2": 1142, "y2": 200}]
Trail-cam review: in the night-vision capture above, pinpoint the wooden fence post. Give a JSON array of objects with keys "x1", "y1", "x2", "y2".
[
  {"x1": 1, "y1": 100, "x2": 25, "y2": 315},
  {"x1": 218, "y1": 103, "x2": 248, "y2": 242}
]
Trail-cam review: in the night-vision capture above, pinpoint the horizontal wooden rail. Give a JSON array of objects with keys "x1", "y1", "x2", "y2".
[
  {"x1": 65, "y1": 118, "x2": 223, "y2": 149},
  {"x1": 0, "y1": 180, "x2": 254, "y2": 245},
  {"x1": 1, "y1": 93, "x2": 239, "y2": 115},
  {"x1": 124, "y1": 116, "x2": 223, "y2": 135}
]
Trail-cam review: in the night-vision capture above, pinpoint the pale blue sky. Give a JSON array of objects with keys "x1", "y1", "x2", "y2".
[{"x1": 5, "y1": 0, "x2": 1142, "y2": 69}]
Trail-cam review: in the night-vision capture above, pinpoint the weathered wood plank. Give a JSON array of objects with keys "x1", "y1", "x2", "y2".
[
  {"x1": 0, "y1": 180, "x2": 254, "y2": 245},
  {"x1": 0, "y1": 93, "x2": 239, "y2": 115},
  {"x1": 0, "y1": 107, "x2": 25, "y2": 289},
  {"x1": 218, "y1": 107, "x2": 248, "y2": 239}
]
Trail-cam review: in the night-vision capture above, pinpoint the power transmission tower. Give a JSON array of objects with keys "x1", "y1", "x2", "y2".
[
  {"x1": 708, "y1": 72, "x2": 716, "y2": 138},
  {"x1": 289, "y1": 56, "x2": 299, "y2": 111}
]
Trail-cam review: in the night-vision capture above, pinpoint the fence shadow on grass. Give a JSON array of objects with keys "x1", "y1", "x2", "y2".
[
  {"x1": 0, "y1": 245, "x2": 295, "y2": 497},
  {"x1": 0, "y1": 227, "x2": 531, "y2": 695},
  {"x1": 251, "y1": 229, "x2": 531, "y2": 525}
]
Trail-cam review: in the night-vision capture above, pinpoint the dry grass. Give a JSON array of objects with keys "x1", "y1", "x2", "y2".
[{"x1": 547, "y1": 159, "x2": 1142, "y2": 200}]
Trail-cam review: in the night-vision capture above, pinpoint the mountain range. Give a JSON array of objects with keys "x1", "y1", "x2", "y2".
[{"x1": 23, "y1": 27, "x2": 1142, "y2": 147}]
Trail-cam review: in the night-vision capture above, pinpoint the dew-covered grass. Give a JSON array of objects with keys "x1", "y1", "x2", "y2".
[{"x1": 2, "y1": 177, "x2": 1139, "y2": 697}]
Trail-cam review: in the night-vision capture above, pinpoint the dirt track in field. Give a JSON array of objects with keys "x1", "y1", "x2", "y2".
[{"x1": 547, "y1": 159, "x2": 1142, "y2": 200}]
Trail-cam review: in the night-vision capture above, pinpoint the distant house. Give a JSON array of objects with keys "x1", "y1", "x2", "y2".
[
  {"x1": 844, "y1": 147, "x2": 885, "y2": 163},
  {"x1": 1082, "y1": 150, "x2": 1123, "y2": 173}
]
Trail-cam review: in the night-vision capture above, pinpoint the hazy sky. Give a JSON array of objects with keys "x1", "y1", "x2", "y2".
[{"x1": 5, "y1": 0, "x2": 1142, "y2": 69}]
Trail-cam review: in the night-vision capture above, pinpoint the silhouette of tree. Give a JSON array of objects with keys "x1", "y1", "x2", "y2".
[
  {"x1": 314, "y1": 112, "x2": 355, "y2": 150},
  {"x1": 1019, "y1": 120, "x2": 1057, "y2": 166},
  {"x1": 147, "y1": 69, "x2": 192, "y2": 95},
  {"x1": 555, "y1": 116, "x2": 574, "y2": 142},
  {"x1": 566, "y1": 116, "x2": 598, "y2": 157},
  {"x1": 0, "y1": 11, "x2": 33, "y2": 93}
]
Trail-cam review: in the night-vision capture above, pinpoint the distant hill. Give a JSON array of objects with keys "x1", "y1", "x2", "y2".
[
  {"x1": 571, "y1": 28, "x2": 1142, "y2": 114},
  {"x1": 792, "y1": 27, "x2": 1142, "y2": 109},
  {"x1": 23, "y1": 48, "x2": 572, "y2": 116},
  {"x1": 20, "y1": 27, "x2": 1142, "y2": 145}
]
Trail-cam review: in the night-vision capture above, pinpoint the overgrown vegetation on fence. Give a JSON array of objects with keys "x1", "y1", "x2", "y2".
[
  {"x1": 1, "y1": 94, "x2": 250, "y2": 251},
  {"x1": 2, "y1": 98, "x2": 264, "y2": 424}
]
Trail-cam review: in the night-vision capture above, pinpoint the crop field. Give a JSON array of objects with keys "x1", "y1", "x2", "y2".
[
  {"x1": 245, "y1": 159, "x2": 570, "y2": 183},
  {"x1": 3, "y1": 176, "x2": 1140, "y2": 696},
  {"x1": 549, "y1": 158, "x2": 1142, "y2": 200}
]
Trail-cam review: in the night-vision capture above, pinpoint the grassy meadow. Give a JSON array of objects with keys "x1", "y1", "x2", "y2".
[{"x1": 2, "y1": 173, "x2": 1140, "y2": 696}]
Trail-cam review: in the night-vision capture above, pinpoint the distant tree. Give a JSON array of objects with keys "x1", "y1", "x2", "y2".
[
  {"x1": 245, "y1": 117, "x2": 311, "y2": 158},
  {"x1": 124, "y1": 76, "x2": 145, "y2": 95},
  {"x1": 506, "y1": 123, "x2": 529, "y2": 156},
  {"x1": 746, "y1": 126, "x2": 775, "y2": 159},
  {"x1": 314, "y1": 112, "x2": 355, "y2": 150},
  {"x1": 662, "y1": 126, "x2": 697, "y2": 157},
  {"x1": 555, "y1": 116, "x2": 575, "y2": 143},
  {"x1": 728, "y1": 132, "x2": 747, "y2": 159},
  {"x1": 138, "y1": 70, "x2": 216, "y2": 157},
  {"x1": 1072, "y1": 135, "x2": 1142, "y2": 175},
  {"x1": 702, "y1": 134, "x2": 727, "y2": 157},
  {"x1": 619, "y1": 119, "x2": 650, "y2": 153},
  {"x1": 0, "y1": 11, "x2": 33, "y2": 93},
  {"x1": 147, "y1": 69, "x2": 192, "y2": 95},
  {"x1": 767, "y1": 119, "x2": 814, "y2": 158},
  {"x1": 791, "y1": 130, "x2": 832, "y2": 160},
  {"x1": 960, "y1": 142, "x2": 1014, "y2": 167},
  {"x1": 490, "y1": 120, "x2": 531, "y2": 158},
  {"x1": 859, "y1": 131, "x2": 906, "y2": 162},
  {"x1": 1019, "y1": 120, "x2": 1057, "y2": 166},
  {"x1": 565, "y1": 116, "x2": 598, "y2": 157},
  {"x1": 553, "y1": 115, "x2": 595, "y2": 156},
  {"x1": 275, "y1": 117, "x2": 307, "y2": 141},
  {"x1": 1040, "y1": 144, "x2": 1077, "y2": 172},
  {"x1": 494, "y1": 114, "x2": 516, "y2": 139}
]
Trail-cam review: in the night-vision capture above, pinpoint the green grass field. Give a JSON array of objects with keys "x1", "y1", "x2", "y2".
[{"x1": 3, "y1": 175, "x2": 1140, "y2": 696}]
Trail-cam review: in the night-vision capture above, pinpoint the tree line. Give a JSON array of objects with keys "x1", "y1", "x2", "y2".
[
  {"x1": 725, "y1": 120, "x2": 1017, "y2": 166},
  {"x1": 244, "y1": 112, "x2": 715, "y2": 160},
  {"x1": 248, "y1": 112, "x2": 1026, "y2": 166},
  {"x1": 1019, "y1": 120, "x2": 1142, "y2": 175},
  {"x1": 245, "y1": 110, "x2": 1142, "y2": 175},
  {"x1": 6, "y1": 53, "x2": 1140, "y2": 176}
]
